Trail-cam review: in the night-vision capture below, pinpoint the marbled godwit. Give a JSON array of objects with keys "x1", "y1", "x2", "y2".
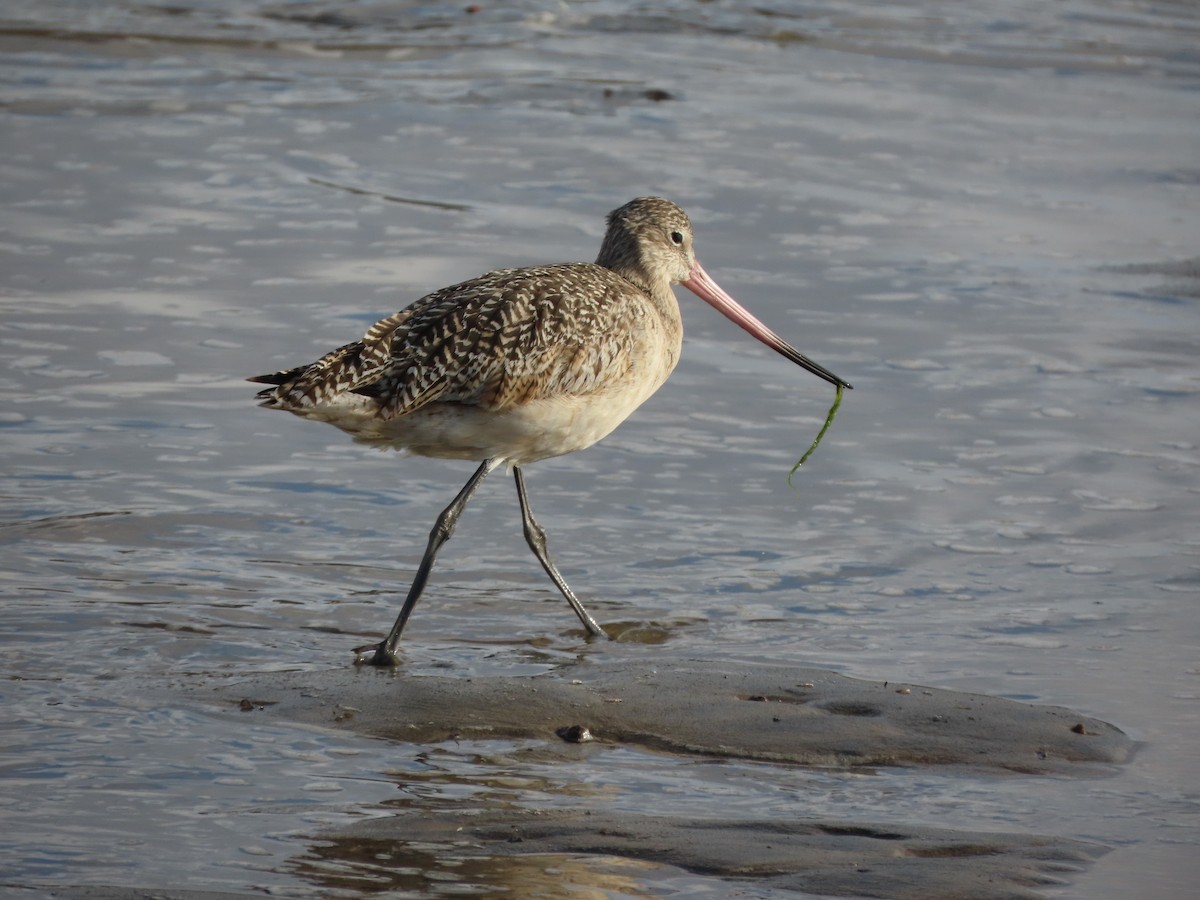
[{"x1": 250, "y1": 197, "x2": 851, "y2": 665}]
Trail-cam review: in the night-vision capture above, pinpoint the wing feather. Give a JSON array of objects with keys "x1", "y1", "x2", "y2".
[{"x1": 250, "y1": 263, "x2": 645, "y2": 418}]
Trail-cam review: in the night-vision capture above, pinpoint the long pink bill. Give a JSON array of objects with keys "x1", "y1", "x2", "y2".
[{"x1": 682, "y1": 260, "x2": 852, "y2": 390}]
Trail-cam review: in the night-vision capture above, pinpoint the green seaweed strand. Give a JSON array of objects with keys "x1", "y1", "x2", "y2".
[{"x1": 788, "y1": 383, "x2": 844, "y2": 488}]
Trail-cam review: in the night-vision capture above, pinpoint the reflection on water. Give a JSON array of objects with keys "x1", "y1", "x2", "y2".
[
  {"x1": 293, "y1": 840, "x2": 664, "y2": 899},
  {"x1": 2, "y1": 0, "x2": 1198, "y2": 897}
]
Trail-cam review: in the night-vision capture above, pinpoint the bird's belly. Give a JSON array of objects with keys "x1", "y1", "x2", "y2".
[{"x1": 295, "y1": 378, "x2": 666, "y2": 466}]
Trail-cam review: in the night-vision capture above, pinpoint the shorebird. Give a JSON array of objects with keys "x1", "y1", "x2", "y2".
[{"x1": 250, "y1": 197, "x2": 851, "y2": 665}]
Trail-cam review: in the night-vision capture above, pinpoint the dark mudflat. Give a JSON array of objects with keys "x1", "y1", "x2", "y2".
[
  {"x1": 164, "y1": 659, "x2": 1133, "y2": 897},
  {"x1": 212, "y1": 659, "x2": 1132, "y2": 775}
]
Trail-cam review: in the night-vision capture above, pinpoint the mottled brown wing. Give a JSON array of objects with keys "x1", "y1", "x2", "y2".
[
  {"x1": 368, "y1": 263, "x2": 642, "y2": 417},
  {"x1": 254, "y1": 263, "x2": 641, "y2": 418},
  {"x1": 249, "y1": 296, "x2": 432, "y2": 410}
]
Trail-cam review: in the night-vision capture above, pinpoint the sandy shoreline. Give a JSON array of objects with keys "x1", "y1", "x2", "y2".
[
  {"x1": 120, "y1": 659, "x2": 1135, "y2": 898},
  {"x1": 214, "y1": 660, "x2": 1132, "y2": 774}
]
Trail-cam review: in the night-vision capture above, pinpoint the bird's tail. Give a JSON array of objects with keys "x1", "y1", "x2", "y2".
[
  {"x1": 247, "y1": 366, "x2": 308, "y2": 407},
  {"x1": 247, "y1": 338, "x2": 384, "y2": 410}
]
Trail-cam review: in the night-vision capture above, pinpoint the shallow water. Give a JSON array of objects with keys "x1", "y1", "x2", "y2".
[{"x1": 2, "y1": 1, "x2": 1198, "y2": 897}]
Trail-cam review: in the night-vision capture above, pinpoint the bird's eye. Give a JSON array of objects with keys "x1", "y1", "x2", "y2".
[{"x1": 670, "y1": 231, "x2": 685, "y2": 245}]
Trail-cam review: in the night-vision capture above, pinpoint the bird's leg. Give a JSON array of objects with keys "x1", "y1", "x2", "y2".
[
  {"x1": 364, "y1": 458, "x2": 501, "y2": 666},
  {"x1": 513, "y1": 466, "x2": 609, "y2": 639}
]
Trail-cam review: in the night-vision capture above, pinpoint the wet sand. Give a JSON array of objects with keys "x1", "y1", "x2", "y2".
[
  {"x1": 213, "y1": 660, "x2": 1132, "y2": 774},
  {"x1": 168, "y1": 659, "x2": 1133, "y2": 898}
]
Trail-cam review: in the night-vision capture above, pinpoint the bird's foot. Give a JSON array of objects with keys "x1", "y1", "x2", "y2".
[{"x1": 353, "y1": 641, "x2": 400, "y2": 667}]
